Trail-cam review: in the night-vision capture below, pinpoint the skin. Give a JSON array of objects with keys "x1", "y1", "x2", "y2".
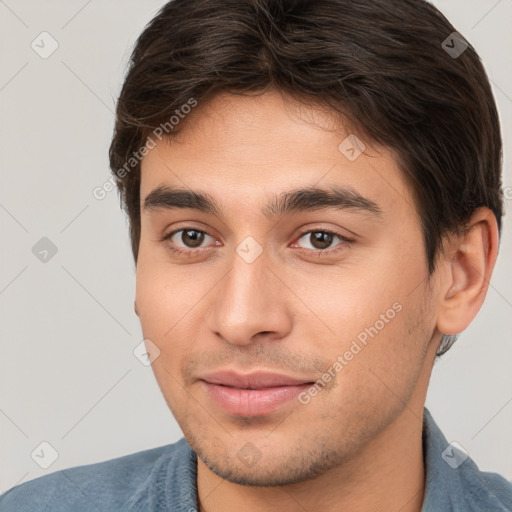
[{"x1": 135, "y1": 89, "x2": 498, "y2": 512}]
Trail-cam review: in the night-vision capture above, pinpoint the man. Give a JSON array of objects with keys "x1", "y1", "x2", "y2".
[{"x1": 1, "y1": 0, "x2": 511, "y2": 511}]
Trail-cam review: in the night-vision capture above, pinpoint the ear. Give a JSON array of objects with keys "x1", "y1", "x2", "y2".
[
  {"x1": 436, "y1": 207, "x2": 499, "y2": 336},
  {"x1": 134, "y1": 300, "x2": 140, "y2": 317}
]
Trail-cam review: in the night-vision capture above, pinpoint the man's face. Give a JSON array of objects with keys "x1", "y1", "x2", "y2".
[{"x1": 136, "y1": 90, "x2": 441, "y2": 485}]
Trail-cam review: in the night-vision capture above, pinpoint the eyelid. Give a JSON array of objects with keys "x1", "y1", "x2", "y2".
[
  {"x1": 159, "y1": 219, "x2": 216, "y2": 239},
  {"x1": 294, "y1": 225, "x2": 353, "y2": 241}
]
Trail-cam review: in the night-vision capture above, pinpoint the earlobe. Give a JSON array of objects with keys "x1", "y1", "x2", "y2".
[
  {"x1": 436, "y1": 208, "x2": 499, "y2": 336},
  {"x1": 134, "y1": 300, "x2": 139, "y2": 317}
]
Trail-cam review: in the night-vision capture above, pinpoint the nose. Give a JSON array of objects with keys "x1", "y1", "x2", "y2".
[{"x1": 206, "y1": 244, "x2": 293, "y2": 347}]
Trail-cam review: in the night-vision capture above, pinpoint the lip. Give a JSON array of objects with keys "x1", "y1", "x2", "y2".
[
  {"x1": 199, "y1": 370, "x2": 314, "y2": 417},
  {"x1": 200, "y1": 370, "x2": 312, "y2": 388}
]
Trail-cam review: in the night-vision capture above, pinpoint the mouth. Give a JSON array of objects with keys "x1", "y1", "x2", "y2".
[{"x1": 199, "y1": 370, "x2": 315, "y2": 417}]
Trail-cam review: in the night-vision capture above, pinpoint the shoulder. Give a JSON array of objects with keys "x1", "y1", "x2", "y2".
[
  {"x1": 422, "y1": 407, "x2": 512, "y2": 511},
  {"x1": 0, "y1": 438, "x2": 194, "y2": 512},
  {"x1": 457, "y1": 463, "x2": 512, "y2": 511}
]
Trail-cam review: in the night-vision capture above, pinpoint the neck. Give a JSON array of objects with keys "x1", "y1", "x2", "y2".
[{"x1": 197, "y1": 406, "x2": 426, "y2": 512}]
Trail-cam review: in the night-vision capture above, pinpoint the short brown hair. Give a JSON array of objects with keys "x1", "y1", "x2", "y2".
[{"x1": 109, "y1": 0, "x2": 503, "y2": 355}]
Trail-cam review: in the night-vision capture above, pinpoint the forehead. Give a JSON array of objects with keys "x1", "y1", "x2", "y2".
[{"x1": 139, "y1": 90, "x2": 416, "y2": 219}]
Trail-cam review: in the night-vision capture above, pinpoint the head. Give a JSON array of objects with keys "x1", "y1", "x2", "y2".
[{"x1": 109, "y1": 0, "x2": 502, "y2": 487}]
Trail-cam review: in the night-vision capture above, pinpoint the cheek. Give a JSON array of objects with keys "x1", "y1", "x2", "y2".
[
  {"x1": 288, "y1": 258, "x2": 404, "y2": 344},
  {"x1": 135, "y1": 257, "x2": 196, "y2": 413},
  {"x1": 135, "y1": 263, "x2": 173, "y2": 338},
  {"x1": 135, "y1": 247, "x2": 202, "y2": 336},
  {"x1": 314, "y1": 296, "x2": 431, "y2": 434},
  {"x1": 297, "y1": 257, "x2": 431, "y2": 394}
]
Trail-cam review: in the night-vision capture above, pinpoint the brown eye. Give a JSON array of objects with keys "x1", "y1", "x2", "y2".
[
  {"x1": 296, "y1": 230, "x2": 348, "y2": 252},
  {"x1": 309, "y1": 231, "x2": 335, "y2": 250},
  {"x1": 161, "y1": 228, "x2": 216, "y2": 254},
  {"x1": 180, "y1": 229, "x2": 205, "y2": 248}
]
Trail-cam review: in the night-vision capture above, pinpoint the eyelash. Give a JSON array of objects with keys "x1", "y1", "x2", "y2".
[{"x1": 159, "y1": 227, "x2": 352, "y2": 258}]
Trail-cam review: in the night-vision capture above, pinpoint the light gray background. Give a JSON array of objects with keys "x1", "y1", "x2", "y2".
[{"x1": 1, "y1": 0, "x2": 511, "y2": 494}]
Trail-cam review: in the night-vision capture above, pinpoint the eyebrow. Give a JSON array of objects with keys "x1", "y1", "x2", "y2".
[{"x1": 143, "y1": 184, "x2": 383, "y2": 220}]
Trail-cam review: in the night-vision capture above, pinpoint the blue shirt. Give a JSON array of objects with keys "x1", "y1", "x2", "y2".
[{"x1": 1, "y1": 407, "x2": 511, "y2": 511}]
